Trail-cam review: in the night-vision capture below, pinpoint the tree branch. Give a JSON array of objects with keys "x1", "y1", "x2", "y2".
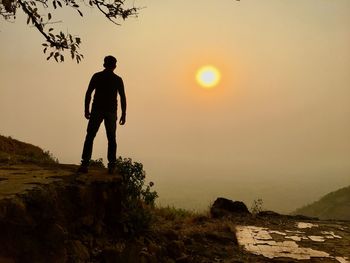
[
  {"x1": 1, "y1": 0, "x2": 140, "y2": 62},
  {"x1": 18, "y1": 0, "x2": 54, "y2": 46},
  {"x1": 95, "y1": 0, "x2": 120, "y2": 25}
]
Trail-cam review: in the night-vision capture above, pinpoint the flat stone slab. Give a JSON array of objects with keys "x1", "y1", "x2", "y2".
[{"x1": 236, "y1": 221, "x2": 350, "y2": 262}]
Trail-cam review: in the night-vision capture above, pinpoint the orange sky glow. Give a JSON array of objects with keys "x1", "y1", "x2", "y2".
[{"x1": 0, "y1": 0, "x2": 349, "y2": 212}]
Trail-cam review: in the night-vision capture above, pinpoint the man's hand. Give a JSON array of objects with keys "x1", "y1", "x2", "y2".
[
  {"x1": 119, "y1": 114, "x2": 126, "y2": 125},
  {"x1": 85, "y1": 111, "x2": 91, "y2": 120}
]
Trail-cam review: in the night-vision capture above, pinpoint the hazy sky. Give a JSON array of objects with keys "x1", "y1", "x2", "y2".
[{"x1": 1, "y1": 0, "x2": 349, "y2": 213}]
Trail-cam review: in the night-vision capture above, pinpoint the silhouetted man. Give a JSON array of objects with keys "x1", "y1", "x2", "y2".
[{"x1": 78, "y1": 56, "x2": 126, "y2": 174}]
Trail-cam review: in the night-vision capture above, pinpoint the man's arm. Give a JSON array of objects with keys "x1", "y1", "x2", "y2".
[
  {"x1": 84, "y1": 75, "x2": 96, "y2": 119},
  {"x1": 119, "y1": 79, "x2": 127, "y2": 125}
]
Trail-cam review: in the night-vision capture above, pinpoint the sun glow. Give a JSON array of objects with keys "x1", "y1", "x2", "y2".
[{"x1": 196, "y1": 65, "x2": 221, "y2": 89}]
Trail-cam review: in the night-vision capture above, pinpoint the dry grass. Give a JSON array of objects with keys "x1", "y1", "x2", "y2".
[
  {"x1": 0, "y1": 135, "x2": 58, "y2": 164},
  {"x1": 144, "y1": 206, "x2": 247, "y2": 262}
]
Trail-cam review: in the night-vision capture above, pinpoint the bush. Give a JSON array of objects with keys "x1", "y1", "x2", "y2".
[
  {"x1": 250, "y1": 198, "x2": 263, "y2": 215},
  {"x1": 89, "y1": 158, "x2": 105, "y2": 168},
  {"x1": 42, "y1": 150, "x2": 59, "y2": 164},
  {"x1": 115, "y1": 157, "x2": 158, "y2": 235}
]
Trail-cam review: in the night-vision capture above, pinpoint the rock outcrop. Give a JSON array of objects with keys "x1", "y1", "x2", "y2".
[
  {"x1": 210, "y1": 197, "x2": 250, "y2": 218},
  {"x1": 0, "y1": 164, "x2": 122, "y2": 263}
]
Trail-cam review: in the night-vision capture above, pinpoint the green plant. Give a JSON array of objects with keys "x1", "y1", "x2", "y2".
[
  {"x1": 116, "y1": 157, "x2": 157, "y2": 206},
  {"x1": 250, "y1": 198, "x2": 263, "y2": 215},
  {"x1": 89, "y1": 158, "x2": 105, "y2": 168},
  {"x1": 43, "y1": 150, "x2": 59, "y2": 164},
  {"x1": 115, "y1": 157, "x2": 158, "y2": 235}
]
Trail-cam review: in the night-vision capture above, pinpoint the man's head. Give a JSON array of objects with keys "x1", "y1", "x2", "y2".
[{"x1": 103, "y1": 55, "x2": 117, "y2": 70}]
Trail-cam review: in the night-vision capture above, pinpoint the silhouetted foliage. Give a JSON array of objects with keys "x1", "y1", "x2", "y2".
[
  {"x1": 250, "y1": 198, "x2": 263, "y2": 216},
  {"x1": 116, "y1": 157, "x2": 158, "y2": 235},
  {"x1": 0, "y1": 0, "x2": 138, "y2": 62},
  {"x1": 89, "y1": 158, "x2": 105, "y2": 168},
  {"x1": 1, "y1": 1, "x2": 243, "y2": 63},
  {"x1": 116, "y1": 157, "x2": 157, "y2": 207}
]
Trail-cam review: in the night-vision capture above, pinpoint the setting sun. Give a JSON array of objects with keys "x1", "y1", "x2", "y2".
[{"x1": 196, "y1": 65, "x2": 221, "y2": 89}]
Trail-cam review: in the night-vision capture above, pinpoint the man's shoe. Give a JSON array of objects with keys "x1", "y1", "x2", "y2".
[{"x1": 77, "y1": 165, "x2": 88, "y2": 174}]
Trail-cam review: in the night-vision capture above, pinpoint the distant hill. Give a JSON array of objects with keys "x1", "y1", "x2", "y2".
[
  {"x1": 293, "y1": 186, "x2": 350, "y2": 221},
  {"x1": 0, "y1": 135, "x2": 58, "y2": 164}
]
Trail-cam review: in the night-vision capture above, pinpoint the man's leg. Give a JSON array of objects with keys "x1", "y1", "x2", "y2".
[
  {"x1": 104, "y1": 112, "x2": 117, "y2": 173},
  {"x1": 81, "y1": 111, "x2": 104, "y2": 168}
]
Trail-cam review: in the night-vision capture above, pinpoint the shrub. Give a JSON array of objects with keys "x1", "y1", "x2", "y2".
[
  {"x1": 115, "y1": 157, "x2": 158, "y2": 235},
  {"x1": 250, "y1": 198, "x2": 263, "y2": 215},
  {"x1": 42, "y1": 150, "x2": 59, "y2": 164},
  {"x1": 89, "y1": 158, "x2": 105, "y2": 168}
]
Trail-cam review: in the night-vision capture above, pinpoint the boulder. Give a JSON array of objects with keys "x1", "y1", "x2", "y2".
[{"x1": 210, "y1": 197, "x2": 250, "y2": 218}]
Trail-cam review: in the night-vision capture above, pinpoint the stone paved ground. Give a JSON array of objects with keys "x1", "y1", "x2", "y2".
[{"x1": 236, "y1": 219, "x2": 350, "y2": 262}]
